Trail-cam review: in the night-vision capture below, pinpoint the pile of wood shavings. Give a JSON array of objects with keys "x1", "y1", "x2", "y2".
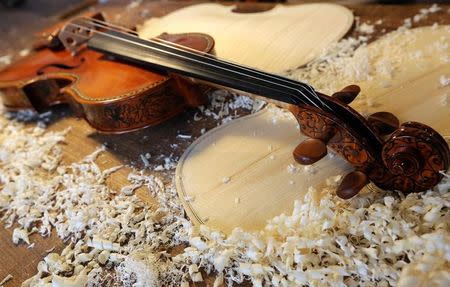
[
  {"x1": 1, "y1": 108, "x2": 448, "y2": 286},
  {"x1": 172, "y1": 178, "x2": 449, "y2": 287},
  {"x1": 104, "y1": 10, "x2": 450, "y2": 286},
  {"x1": 0, "y1": 5, "x2": 449, "y2": 286},
  {"x1": 291, "y1": 12, "x2": 448, "y2": 96},
  {"x1": 194, "y1": 89, "x2": 265, "y2": 126},
  {"x1": 0, "y1": 110, "x2": 191, "y2": 286}
]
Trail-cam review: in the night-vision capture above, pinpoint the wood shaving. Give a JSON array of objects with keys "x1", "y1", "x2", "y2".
[
  {"x1": 357, "y1": 23, "x2": 375, "y2": 34},
  {"x1": 12, "y1": 228, "x2": 30, "y2": 245},
  {"x1": 0, "y1": 55, "x2": 12, "y2": 66},
  {"x1": 176, "y1": 134, "x2": 192, "y2": 139},
  {"x1": 439, "y1": 75, "x2": 450, "y2": 87},
  {"x1": 140, "y1": 154, "x2": 150, "y2": 168},
  {"x1": 0, "y1": 5, "x2": 449, "y2": 286},
  {"x1": 0, "y1": 274, "x2": 12, "y2": 286},
  {"x1": 197, "y1": 89, "x2": 265, "y2": 127}
]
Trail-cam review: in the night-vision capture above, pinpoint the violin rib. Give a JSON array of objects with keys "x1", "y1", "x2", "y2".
[{"x1": 0, "y1": 26, "x2": 215, "y2": 132}]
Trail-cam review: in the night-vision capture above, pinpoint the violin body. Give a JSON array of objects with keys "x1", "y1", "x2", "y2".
[{"x1": 0, "y1": 15, "x2": 214, "y2": 132}]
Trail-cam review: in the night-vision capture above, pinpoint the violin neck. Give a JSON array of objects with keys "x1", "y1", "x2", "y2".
[
  {"x1": 85, "y1": 26, "x2": 383, "y2": 155},
  {"x1": 87, "y1": 31, "x2": 326, "y2": 109}
]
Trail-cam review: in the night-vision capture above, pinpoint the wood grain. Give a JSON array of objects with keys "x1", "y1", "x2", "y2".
[
  {"x1": 175, "y1": 25, "x2": 450, "y2": 234},
  {"x1": 0, "y1": 1, "x2": 449, "y2": 286},
  {"x1": 176, "y1": 108, "x2": 351, "y2": 233},
  {"x1": 138, "y1": 3, "x2": 354, "y2": 73}
]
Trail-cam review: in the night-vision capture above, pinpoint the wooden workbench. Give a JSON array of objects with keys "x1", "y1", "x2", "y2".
[{"x1": 0, "y1": 1, "x2": 449, "y2": 285}]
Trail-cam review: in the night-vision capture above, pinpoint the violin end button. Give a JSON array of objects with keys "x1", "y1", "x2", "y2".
[
  {"x1": 293, "y1": 138, "x2": 327, "y2": 165},
  {"x1": 368, "y1": 111, "x2": 400, "y2": 136},
  {"x1": 336, "y1": 171, "x2": 369, "y2": 199}
]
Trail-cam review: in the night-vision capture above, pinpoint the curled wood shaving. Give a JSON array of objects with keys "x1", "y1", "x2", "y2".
[{"x1": 0, "y1": 4, "x2": 448, "y2": 286}]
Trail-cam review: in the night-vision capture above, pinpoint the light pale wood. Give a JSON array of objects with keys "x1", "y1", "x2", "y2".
[
  {"x1": 1, "y1": 2, "x2": 448, "y2": 285},
  {"x1": 176, "y1": 108, "x2": 351, "y2": 234},
  {"x1": 349, "y1": 26, "x2": 450, "y2": 136},
  {"x1": 176, "y1": 26, "x2": 450, "y2": 234},
  {"x1": 138, "y1": 3, "x2": 354, "y2": 73}
]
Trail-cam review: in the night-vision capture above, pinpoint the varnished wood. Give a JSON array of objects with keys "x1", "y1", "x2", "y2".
[
  {"x1": 293, "y1": 138, "x2": 327, "y2": 165},
  {"x1": 331, "y1": 85, "x2": 360, "y2": 105},
  {"x1": 336, "y1": 171, "x2": 369, "y2": 199},
  {"x1": 0, "y1": 19, "x2": 215, "y2": 133},
  {"x1": 0, "y1": 1, "x2": 449, "y2": 286},
  {"x1": 290, "y1": 91, "x2": 449, "y2": 197},
  {"x1": 368, "y1": 111, "x2": 399, "y2": 136}
]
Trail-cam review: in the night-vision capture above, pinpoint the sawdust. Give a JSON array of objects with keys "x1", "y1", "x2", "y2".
[{"x1": 0, "y1": 4, "x2": 448, "y2": 287}]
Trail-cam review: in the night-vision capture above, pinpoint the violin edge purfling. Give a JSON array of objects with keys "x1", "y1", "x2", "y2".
[
  {"x1": 0, "y1": 12, "x2": 216, "y2": 133},
  {"x1": 0, "y1": 14, "x2": 448, "y2": 199}
]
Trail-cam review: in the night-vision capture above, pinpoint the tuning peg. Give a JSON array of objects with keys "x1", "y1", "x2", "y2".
[
  {"x1": 368, "y1": 111, "x2": 399, "y2": 136},
  {"x1": 336, "y1": 171, "x2": 369, "y2": 199},
  {"x1": 293, "y1": 138, "x2": 327, "y2": 165},
  {"x1": 331, "y1": 85, "x2": 361, "y2": 105}
]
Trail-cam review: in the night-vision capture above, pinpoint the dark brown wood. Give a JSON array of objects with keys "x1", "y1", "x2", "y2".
[
  {"x1": 336, "y1": 171, "x2": 369, "y2": 199},
  {"x1": 331, "y1": 85, "x2": 360, "y2": 105},
  {"x1": 0, "y1": 17, "x2": 215, "y2": 133},
  {"x1": 290, "y1": 90, "x2": 449, "y2": 198},
  {"x1": 293, "y1": 138, "x2": 327, "y2": 165},
  {"x1": 231, "y1": 2, "x2": 275, "y2": 13},
  {"x1": 6, "y1": 24, "x2": 215, "y2": 131},
  {"x1": 0, "y1": 1, "x2": 449, "y2": 286},
  {"x1": 368, "y1": 111, "x2": 399, "y2": 136}
]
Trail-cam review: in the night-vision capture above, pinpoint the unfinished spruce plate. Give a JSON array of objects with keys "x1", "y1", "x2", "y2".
[
  {"x1": 139, "y1": 3, "x2": 354, "y2": 73},
  {"x1": 176, "y1": 109, "x2": 351, "y2": 234},
  {"x1": 348, "y1": 25, "x2": 450, "y2": 136},
  {"x1": 175, "y1": 26, "x2": 450, "y2": 234}
]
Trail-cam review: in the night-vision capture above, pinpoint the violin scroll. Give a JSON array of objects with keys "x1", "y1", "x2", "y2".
[
  {"x1": 290, "y1": 85, "x2": 450, "y2": 199},
  {"x1": 380, "y1": 121, "x2": 449, "y2": 192}
]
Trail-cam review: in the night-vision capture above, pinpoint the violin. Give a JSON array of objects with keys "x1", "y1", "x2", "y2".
[
  {"x1": 0, "y1": 13, "x2": 214, "y2": 133},
  {"x1": 1, "y1": 14, "x2": 448, "y2": 199}
]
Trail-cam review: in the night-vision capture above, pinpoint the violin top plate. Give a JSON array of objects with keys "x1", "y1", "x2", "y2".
[
  {"x1": 138, "y1": 3, "x2": 354, "y2": 73},
  {"x1": 175, "y1": 25, "x2": 450, "y2": 234}
]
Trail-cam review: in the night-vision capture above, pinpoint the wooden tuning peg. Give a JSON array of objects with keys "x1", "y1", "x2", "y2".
[
  {"x1": 336, "y1": 171, "x2": 369, "y2": 199},
  {"x1": 293, "y1": 138, "x2": 327, "y2": 165},
  {"x1": 368, "y1": 111, "x2": 399, "y2": 136},
  {"x1": 331, "y1": 85, "x2": 361, "y2": 105}
]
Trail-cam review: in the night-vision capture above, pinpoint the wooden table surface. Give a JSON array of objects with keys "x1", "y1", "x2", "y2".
[{"x1": 0, "y1": 0, "x2": 449, "y2": 286}]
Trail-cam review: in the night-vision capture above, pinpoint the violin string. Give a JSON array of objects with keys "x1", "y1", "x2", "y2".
[
  {"x1": 62, "y1": 30, "x2": 306, "y2": 107},
  {"x1": 62, "y1": 24, "x2": 311, "y2": 108},
  {"x1": 86, "y1": 17, "x2": 324, "y2": 95},
  {"x1": 77, "y1": 17, "x2": 328, "y2": 109},
  {"x1": 85, "y1": 17, "x2": 330, "y2": 110},
  {"x1": 63, "y1": 20, "x2": 327, "y2": 110},
  {"x1": 76, "y1": 20, "x2": 384, "y2": 151},
  {"x1": 71, "y1": 18, "x2": 326, "y2": 109}
]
